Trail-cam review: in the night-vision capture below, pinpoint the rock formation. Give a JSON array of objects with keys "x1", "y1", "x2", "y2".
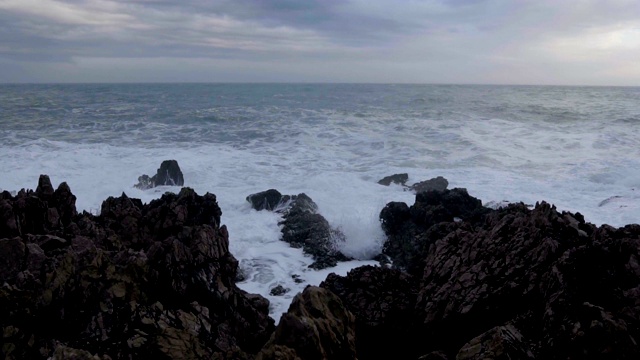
[
  {"x1": 1, "y1": 175, "x2": 273, "y2": 359},
  {"x1": 257, "y1": 286, "x2": 357, "y2": 360},
  {"x1": 377, "y1": 174, "x2": 449, "y2": 194},
  {"x1": 317, "y1": 189, "x2": 640, "y2": 359},
  {"x1": 134, "y1": 160, "x2": 184, "y2": 190},
  {"x1": 246, "y1": 189, "x2": 350, "y2": 269}
]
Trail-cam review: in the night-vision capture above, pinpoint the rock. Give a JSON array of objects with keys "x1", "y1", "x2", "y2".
[
  {"x1": 270, "y1": 285, "x2": 289, "y2": 296},
  {"x1": 321, "y1": 265, "x2": 420, "y2": 359},
  {"x1": 410, "y1": 176, "x2": 449, "y2": 193},
  {"x1": 455, "y1": 325, "x2": 534, "y2": 360},
  {"x1": 0, "y1": 176, "x2": 274, "y2": 359},
  {"x1": 377, "y1": 173, "x2": 409, "y2": 186},
  {"x1": 0, "y1": 237, "x2": 26, "y2": 281},
  {"x1": 36, "y1": 174, "x2": 55, "y2": 199},
  {"x1": 380, "y1": 188, "x2": 487, "y2": 276},
  {"x1": 247, "y1": 190, "x2": 351, "y2": 269},
  {"x1": 246, "y1": 189, "x2": 291, "y2": 211},
  {"x1": 257, "y1": 286, "x2": 356, "y2": 360},
  {"x1": 134, "y1": 160, "x2": 184, "y2": 189}
]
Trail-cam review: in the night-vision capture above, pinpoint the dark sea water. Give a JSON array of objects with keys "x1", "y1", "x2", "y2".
[{"x1": 1, "y1": 83, "x2": 639, "y2": 317}]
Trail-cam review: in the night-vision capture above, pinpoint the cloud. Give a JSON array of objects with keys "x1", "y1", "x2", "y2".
[{"x1": 0, "y1": 0, "x2": 638, "y2": 84}]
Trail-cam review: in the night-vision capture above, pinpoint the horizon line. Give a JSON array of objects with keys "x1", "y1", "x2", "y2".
[{"x1": 0, "y1": 81, "x2": 638, "y2": 88}]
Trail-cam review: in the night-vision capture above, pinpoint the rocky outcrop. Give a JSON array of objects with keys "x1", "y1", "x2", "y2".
[
  {"x1": 246, "y1": 190, "x2": 350, "y2": 269},
  {"x1": 1, "y1": 175, "x2": 273, "y2": 359},
  {"x1": 321, "y1": 266, "x2": 420, "y2": 359},
  {"x1": 134, "y1": 160, "x2": 184, "y2": 190},
  {"x1": 380, "y1": 188, "x2": 487, "y2": 275},
  {"x1": 377, "y1": 173, "x2": 409, "y2": 186},
  {"x1": 410, "y1": 176, "x2": 449, "y2": 193},
  {"x1": 257, "y1": 286, "x2": 356, "y2": 360},
  {"x1": 377, "y1": 174, "x2": 449, "y2": 194},
  {"x1": 317, "y1": 189, "x2": 640, "y2": 359}
]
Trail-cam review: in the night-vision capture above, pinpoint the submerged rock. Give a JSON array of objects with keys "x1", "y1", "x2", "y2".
[
  {"x1": 377, "y1": 173, "x2": 409, "y2": 186},
  {"x1": 246, "y1": 190, "x2": 351, "y2": 269},
  {"x1": 0, "y1": 176, "x2": 273, "y2": 359},
  {"x1": 134, "y1": 160, "x2": 184, "y2": 189}
]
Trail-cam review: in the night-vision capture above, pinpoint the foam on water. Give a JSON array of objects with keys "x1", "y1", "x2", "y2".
[{"x1": 1, "y1": 84, "x2": 639, "y2": 321}]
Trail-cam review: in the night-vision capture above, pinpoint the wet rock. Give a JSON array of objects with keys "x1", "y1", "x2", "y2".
[
  {"x1": 0, "y1": 176, "x2": 274, "y2": 359},
  {"x1": 377, "y1": 173, "x2": 409, "y2": 186},
  {"x1": 270, "y1": 285, "x2": 289, "y2": 296},
  {"x1": 380, "y1": 188, "x2": 487, "y2": 275},
  {"x1": 246, "y1": 189, "x2": 291, "y2": 211},
  {"x1": 257, "y1": 286, "x2": 356, "y2": 360},
  {"x1": 134, "y1": 160, "x2": 184, "y2": 189},
  {"x1": 410, "y1": 176, "x2": 449, "y2": 193},
  {"x1": 247, "y1": 190, "x2": 351, "y2": 269}
]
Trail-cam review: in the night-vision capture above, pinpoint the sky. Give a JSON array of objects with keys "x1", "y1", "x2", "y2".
[{"x1": 0, "y1": 0, "x2": 638, "y2": 85}]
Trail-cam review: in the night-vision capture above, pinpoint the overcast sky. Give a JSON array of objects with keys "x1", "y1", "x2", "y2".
[{"x1": 0, "y1": 0, "x2": 638, "y2": 85}]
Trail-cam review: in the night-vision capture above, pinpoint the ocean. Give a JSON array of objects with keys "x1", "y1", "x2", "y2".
[{"x1": 1, "y1": 83, "x2": 639, "y2": 319}]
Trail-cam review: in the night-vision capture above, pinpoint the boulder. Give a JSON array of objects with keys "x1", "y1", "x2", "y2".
[
  {"x1": 377, "y1": 173, "x2": 409, "y2": 186},
  {"x1": 0, "y1": 176, "x2": 274, "y2": 359},
  {"x1": 257, "y1": 286, "x2": 356, "y2": 360},
  {"x1": 134, "y1": 160, "x2": 184, "y2": 189},
  {"x1": 410, "y1": 176, "x2": 449, "y2": 193}
]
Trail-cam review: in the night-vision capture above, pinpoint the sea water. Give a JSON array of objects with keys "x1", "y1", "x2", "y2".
[{"x1": 1, "y1": 83, "x2": 639, "y2": 320}]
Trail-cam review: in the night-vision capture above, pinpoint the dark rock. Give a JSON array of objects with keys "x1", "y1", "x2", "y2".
[
  {"x1": 153, "y1": 160, "x2": 184, "y2": 187},
  {"x1": 418, "y1": 351, "x2": 449, "y2": 360},
  {"x1": 257, "y1": 286, "x2": 356, "y2": 360},
  {"x1": 321, "y1": 265, "x2": 420, "y2": 359},
  {"x1": 0, "y1": 176, "x2": 274, "y2": 359},
  {"x1": 380, "y1": 188, "x2": 488, "y2": 276},
  {"x1": 134, "y1": 160, "x2": 184, "y2": 190},
  {"x1": 36, "y1": 174, "x2": 55, "y2": 199},
  {"x1": 0, "y1": 237, "x2": 26, "y2": 282},
  {"x1": 455, "y1": 324, "x2": 534, "y2": 360},
  {"x1": 270, "y1": 285, "x2": 289, "y2": 296},
  {"x1": 291, "y1": 274, "x2": 304, "y2": 284},
  {"x1": 377, "y1": 173, "x2": 409, "y2": 186},
  {"x1": 247, "y1": 190, "x2": 351, "y2": 269},
  {"x1": 246, "y1": 189, "x2": 291, "y2": 211},
  {"x1": 410, "y1": 176, "x2": 449, "y2": 193}
]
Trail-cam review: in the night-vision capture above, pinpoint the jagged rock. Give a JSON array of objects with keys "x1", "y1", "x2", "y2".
[
  {"x1": 410, "y1": 176, "x2": 449, "y2": 193},
  {"x1": 377, "y1": 173, "x2": 409, "y2": 186},
  {"x1": 246, "y1": 191, "x2": 350, "y2": 269},
  {"x1": 321, "y1": 266, "x2": 420, "y2": 359},
  {"x1": 0, "y1": 176, "x2": 274, "y2": 359},
  {"x1": 380, "y1": 188, "x2": 488, "y2": 276},
  {"x1": 455, "y1": 325, "x2": 534, "y2": 360},
  {"x1": 257, "y1": 286, "x2": 356, "y2": 360},
  {"x1": 134, "y1": 160, "x2": 184, "y2": 190}
]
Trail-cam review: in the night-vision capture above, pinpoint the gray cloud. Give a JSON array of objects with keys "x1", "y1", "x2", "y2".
[{"x1": 0, "y1": 0, "x2": 638, "y2": 84}]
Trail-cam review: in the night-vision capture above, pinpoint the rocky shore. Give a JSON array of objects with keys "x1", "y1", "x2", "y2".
[{"x1": 2, "y1": 175, "x2": 639, "y2": 359}]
